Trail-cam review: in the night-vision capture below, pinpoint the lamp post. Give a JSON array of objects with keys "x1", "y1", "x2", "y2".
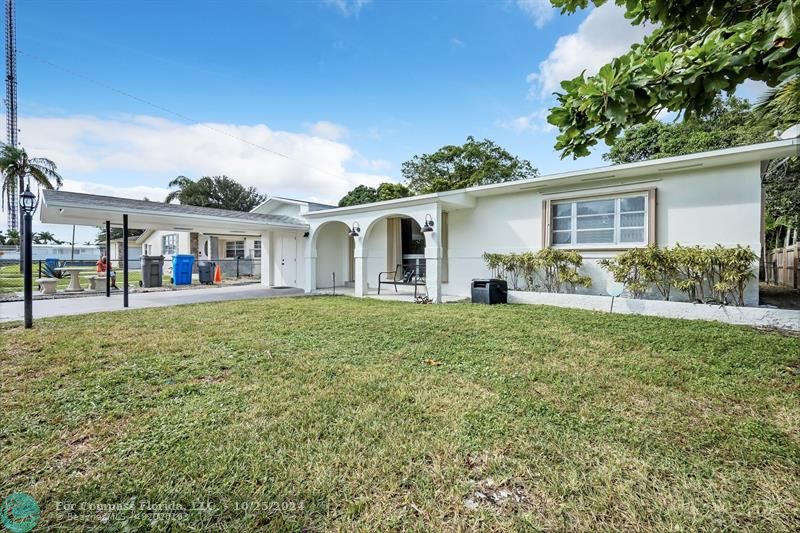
[{"x1": 19, "y1": 184, "x2": 37, "y2": 329}]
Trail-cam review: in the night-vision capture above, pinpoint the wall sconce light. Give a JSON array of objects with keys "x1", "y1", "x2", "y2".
[
  {"x1": 421, "y1": 214, "x2": 434, "y2": 233},
  {"x1": 348, "y1": 222, "x2": 361, "y2": 237},
  {"x1": 303, "y1": 231, "x2": 310, "y2": 238}
]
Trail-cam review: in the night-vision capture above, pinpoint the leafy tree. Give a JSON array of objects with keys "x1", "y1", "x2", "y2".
[
  {"x1": 402, "y1": 136, "x2": 538, "y2": 194},
  {"x1": 95, "y1": 226, "x2": 144, "y2": 243},
  {"x1": 604, "y1": 96, "x2": 772, "y2": 164},
  {"x1": 32, "y1": 231, "x2": 65, "y2": 245},
  {"x1": 376, "y1": 182, "x2": 411, "y2": 202},
  {"x1": 165, "y1": 175, "x2": 266, "y2": 211},
  {"x1": 547, "y1": 0, "x2": 800, "y2": 158},
  {"x1": 338, "y1": 185, "x2": 379, "y2": 207},
  {"x1": 338, "y1": 182, "x2": 411, "y2": 207},
  {"x1": 0, "y1": 145, "x2": 63, "y2": 232}
]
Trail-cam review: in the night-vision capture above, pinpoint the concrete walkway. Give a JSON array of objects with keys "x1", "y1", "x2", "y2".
[{"x1": 0, "y1": 285, "x2": 304, "y2": 323}]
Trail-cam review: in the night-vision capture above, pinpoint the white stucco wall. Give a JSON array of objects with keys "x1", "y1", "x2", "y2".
[
  {"x1": 444, "y1": 162, "x2": 763, "y2": 305},
  {"x1": 140, "y1": 230, "x2": 190, "y2": 258},
  {"x1": 315, "y1": 222, "x2": 350, "y2": 288}
]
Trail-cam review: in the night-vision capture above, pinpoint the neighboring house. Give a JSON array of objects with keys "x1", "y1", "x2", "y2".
[{"x1": 39, "y1": 139, "x2": 800, "y2": 306}]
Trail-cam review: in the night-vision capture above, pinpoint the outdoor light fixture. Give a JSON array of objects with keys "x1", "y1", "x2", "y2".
[
  {"x1": 20, "y1": 184, "x2": 37, "y2": 329},
  {"x1": 20, "y1": 184, "x2": 36, "y2": 215},
  {"x1": 421, "y1": 214, "x2": 434, "y2": 233},
  {"x1": 348, "y1": 222, "x2": 361, "y2": 237}
]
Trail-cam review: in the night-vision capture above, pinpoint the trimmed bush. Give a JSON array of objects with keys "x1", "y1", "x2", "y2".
[
  {"x1": 601, "y1": 244, "x2": 757, "y2": 306},
  {"x1": 482, "y1": 249, "x2": 591, "y2": 293}
]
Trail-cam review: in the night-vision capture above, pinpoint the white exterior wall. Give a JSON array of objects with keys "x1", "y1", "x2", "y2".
[
  {"x1": 140, "y1": 230, "x2": 191, "y2": 257},
  {"x1": 315, "y1": 222, "x2": 350, "y2": 288},
  {"x1": 444, "y1": 163, "x2": 763, "y2": 305}
]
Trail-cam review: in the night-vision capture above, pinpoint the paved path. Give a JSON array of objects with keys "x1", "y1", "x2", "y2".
[{"x1": 0, "y1": 285, "x2": 304, "y2": 322}]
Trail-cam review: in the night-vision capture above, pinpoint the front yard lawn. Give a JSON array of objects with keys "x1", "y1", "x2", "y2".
[{"x1": 1, "y1": 296, "x2": 798, "y2": 530}]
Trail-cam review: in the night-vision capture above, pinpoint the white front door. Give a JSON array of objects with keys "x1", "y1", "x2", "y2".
[{"x1": 274, "y1": 233, "x2": 298, "y2": 287}]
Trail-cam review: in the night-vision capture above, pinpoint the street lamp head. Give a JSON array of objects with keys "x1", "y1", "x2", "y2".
[{"x1": 19, "y1": 184, "x2": 36, "y2": 215}]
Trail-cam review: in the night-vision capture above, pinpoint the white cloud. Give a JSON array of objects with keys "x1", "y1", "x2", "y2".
[
  {"x1": 495, "y1": 109, "x2": 555, "y2": 133},
  {"x1": 306, "y1": 120, "x2": 349, "y2": 141},
  {"x1": 515, "y1": 0, "x2": 555, "y2": 28},
  {"x1": 14, "y1": 114, "x2": 390, "y2": 205},
  {"x1": 62, "y1": 179, "x2": 171, "y2": 202},
  {"x1": 528, "y1": 3, "x2": 653, "y2": 97},
  {"x1": 450, "y1": 37, "x2": 465, "y2": 49},
  {"x1": 323, "y1": 0, "x2": 372, "y2": 17}
]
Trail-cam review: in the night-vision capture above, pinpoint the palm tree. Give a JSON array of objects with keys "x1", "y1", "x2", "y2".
[
  {"x1": 0, "y1": 145, "x2": 63, "y2": 232},
  {"x1": 755, "y1": 76, "x2": 800, "y2": 130}
]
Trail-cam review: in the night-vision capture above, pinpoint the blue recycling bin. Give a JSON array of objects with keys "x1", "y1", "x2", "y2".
[{"x1": 171, "y1": 254, "x2": 195, "y2": 285}]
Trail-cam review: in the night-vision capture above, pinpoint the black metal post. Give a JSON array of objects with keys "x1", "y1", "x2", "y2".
[
  {"x1": 236, "y1": 256, "x2": 240, "y2": 278},
  {"x1": 23, "y1": 209, "x2": 32, "y2": 328},
  {"x1": 122, "y1": 214, "x2": 129, "y2": 308},
  {"x1": 105, "y1": 220, "x2": 111, "y2": 297}
]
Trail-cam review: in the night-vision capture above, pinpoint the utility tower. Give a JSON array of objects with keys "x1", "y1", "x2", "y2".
[{"x1": 5, "y1": 0, "x2": 17, "y2": 230}]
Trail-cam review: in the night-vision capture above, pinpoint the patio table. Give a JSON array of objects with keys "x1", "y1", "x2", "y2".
[{"x1": 55, "y1": 267, "x2": 86, "y2": 292}]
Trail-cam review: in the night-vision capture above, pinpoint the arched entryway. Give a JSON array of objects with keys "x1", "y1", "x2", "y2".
[
  {"x1": 362, "y1": 215, "x2": 426, "y2": 292},
  {"x1": 311, "y1": 221, "x2": 353, "y2": 289}
]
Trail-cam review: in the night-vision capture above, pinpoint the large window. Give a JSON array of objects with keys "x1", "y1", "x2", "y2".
[
  {"x1": 551, "y1": 193, "x2": 648, "y2": 247},
  {"x1": 161, "y1": 234, "x2": 178, "y2": 255},
  {"x1": 225, "y1": 240, "x2": 245, "y2": 258},
  {"x1": 253, "y1": 240, "x2": 261, "y2": 259}
]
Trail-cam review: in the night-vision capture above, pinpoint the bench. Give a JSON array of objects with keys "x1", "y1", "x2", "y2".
[
  {"x1": 378, "y1": 264, "x2": 426, "y2": 297},
  {"x1": 36, "y1": 278, "x2": 58, "y2": 295},
  {"x1": 86, "y1": 275, "x2": 108, "y2": 291}
]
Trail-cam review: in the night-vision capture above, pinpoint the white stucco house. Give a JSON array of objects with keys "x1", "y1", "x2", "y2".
[{"x1": 40, "y1": 139, "x2": 800, "y2": 307}]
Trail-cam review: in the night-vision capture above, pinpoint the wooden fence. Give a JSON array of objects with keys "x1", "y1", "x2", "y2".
[{"x1": 765, "y1": 242, "x2": 799, "y2": 288}]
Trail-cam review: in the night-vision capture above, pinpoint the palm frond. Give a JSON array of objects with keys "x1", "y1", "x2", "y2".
[{"x1": 28, "y1": 167, "x2": 55, "y2": 190}]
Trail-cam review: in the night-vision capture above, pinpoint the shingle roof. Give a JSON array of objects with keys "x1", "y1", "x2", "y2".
[{"x1": 43, "y1": 190, "x2": 308, "y2": 227}]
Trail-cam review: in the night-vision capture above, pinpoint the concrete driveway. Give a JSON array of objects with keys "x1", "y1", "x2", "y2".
[{"x1": 0, "y1": 285, "x2": 304, "y2": 323}]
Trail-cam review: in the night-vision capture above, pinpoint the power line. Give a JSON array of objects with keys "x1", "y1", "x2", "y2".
[{"x1": 18, "y1": 48, "x2": 348, "y2": 180}]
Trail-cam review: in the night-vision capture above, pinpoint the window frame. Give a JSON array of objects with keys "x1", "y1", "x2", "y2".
[
  {"x1": 225, "y1": 240, "x2": 246, "y2": 259},
  {"x1": 161, "y1": 233, "x2": 178, "y2": 256},
  {"x1": 544, "y1": 188, "x2": 656, "y2": 250},
  {"x1": 253, "y1": 240, "x2": 261, "y2": 259}
]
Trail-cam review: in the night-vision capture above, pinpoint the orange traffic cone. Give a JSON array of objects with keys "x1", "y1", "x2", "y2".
[{"x1": 214, "y1": 264, "x2": 222, "y2": 283}]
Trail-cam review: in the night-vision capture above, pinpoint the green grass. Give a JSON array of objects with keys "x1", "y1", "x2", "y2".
[
  {"x1": 0, "y1": 264, "x2": 169, "y2": 294},
  {"x1": 1, "y1": 296, "x2": 798, "y2": 531}
]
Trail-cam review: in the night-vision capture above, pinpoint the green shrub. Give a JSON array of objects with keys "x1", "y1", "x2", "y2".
[
  {"x1": 482, "y1": 249, "x2": 591, "y2": 293},
  {"x1": 601, "y1": 244, "x2": 757, "y2": 306},
  {"x1": 599, "y1": 245, "x2": 676, "y2": 300}
]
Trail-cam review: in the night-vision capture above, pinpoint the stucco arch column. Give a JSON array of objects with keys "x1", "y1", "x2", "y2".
[
  {"x1": 353, "y1": 237, "x2": 367, "y2": 297},
  {"x1": 424, "y1": 206, "x2": 442, "y2": 303},
  {"x1": 304, "y1": 229, "x2": 317, "y2": 293},
  {"x1": 259, "y1": 230, "x2": 272, "y2": 286}
]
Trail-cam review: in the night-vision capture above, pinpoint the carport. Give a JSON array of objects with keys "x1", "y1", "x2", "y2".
[{"x1": 39, "y1": 190, "x2": 309, "y2": 307}]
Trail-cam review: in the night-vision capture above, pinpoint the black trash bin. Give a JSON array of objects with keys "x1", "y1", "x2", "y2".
[
  {"x1": 198, "y1": 261, "x2": 215, "y2": 284},
  {"x1": 140, "y1": 255, "x2": 164, "y2": 288},
  {"x1": 471, "y1": 279, "x2": 508, "y2": 304}
]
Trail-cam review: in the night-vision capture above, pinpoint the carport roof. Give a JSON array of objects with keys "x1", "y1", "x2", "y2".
[{"x1": 40, "y1": 190, "x2": 308, "y2": 234}]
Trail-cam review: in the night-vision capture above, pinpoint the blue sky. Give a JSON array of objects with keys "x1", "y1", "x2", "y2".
[{"x1": 5, "y1": 1, "x2": 765, "y2": 242}]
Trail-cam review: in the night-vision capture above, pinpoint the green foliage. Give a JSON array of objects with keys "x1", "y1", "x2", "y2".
[
  {"x1": 600, "y1": 245, "x2": 677, "y2": 300},
  {"x1": 402, "y1": 136, "x2": 538, "y2": 194},
  {"x1": 603, "y1": 96, "x2": 772, "y2": 164},
  {"x1": 1, "y1": 229, "x2": 19, "y2": 246},
  {"x1": 165, "y1": 175, "x2": 266, "y2": 211},
  {"x1": 547, "y1": 0, "x2": 800, "y2": 158},
  {"x1": 0, "y1": 145, "x2": 63, "y2": 232},
  {"x1": 754, "y1": 75, "x2": 800, "y2": 130},
  {"x1": 483, "y1": 249, "x2": 591, "y2": 293},
  {"x1": 31, "y1": 231, "x2": 65, "y2": 245},
  {"x1": 338, "y1": 182, "x2": 411, "y2": 207}
]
